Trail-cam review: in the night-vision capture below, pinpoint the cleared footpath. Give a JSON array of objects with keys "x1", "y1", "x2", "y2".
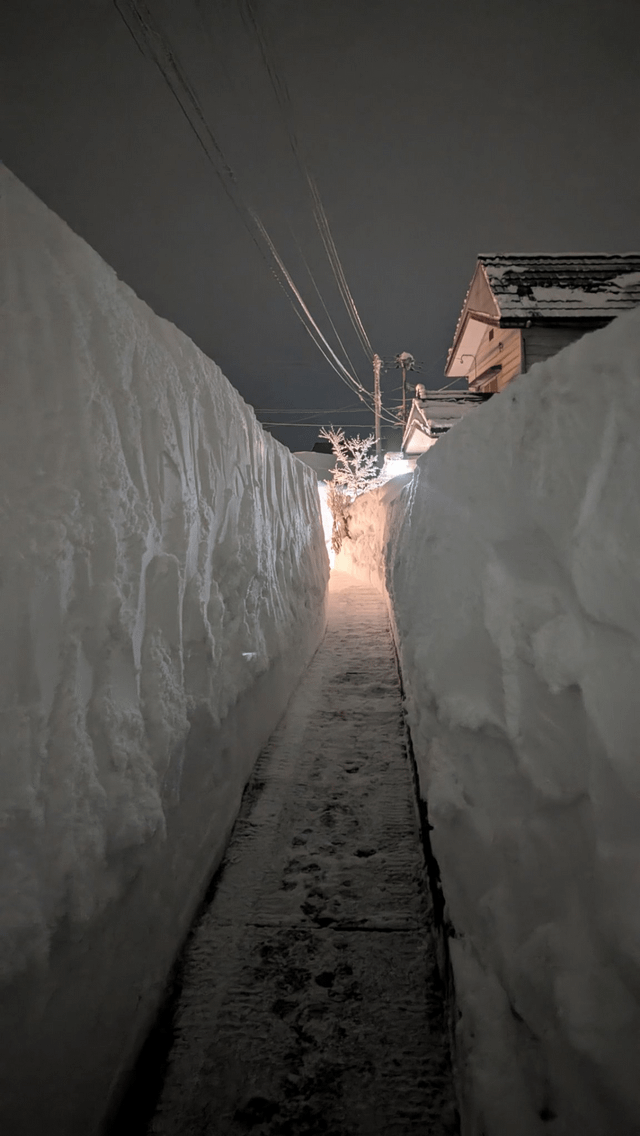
[{"x1": 149, "y1": 572, "x2": 458, "y2": 1136}]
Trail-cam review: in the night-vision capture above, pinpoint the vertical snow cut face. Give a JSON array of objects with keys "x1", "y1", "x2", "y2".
[
  {"x1": 0, "y1": 163, "x2": 328, "y2": 987},
  {"x1": 337, "y1": 310, "x2": 640, "y2": 1136}
]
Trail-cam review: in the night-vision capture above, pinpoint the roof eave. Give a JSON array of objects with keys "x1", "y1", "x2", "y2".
[
  {"x1": 498, "y1": 314, "x2": 614, "y2": 329},
  {"x1": 445, "y1": 262, "x2": 501, "y2": 376}
]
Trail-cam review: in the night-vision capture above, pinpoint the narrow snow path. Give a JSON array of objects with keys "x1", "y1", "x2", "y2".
[{"x1": 150, "y1": 572, "x2": 457, "y2": 1135}]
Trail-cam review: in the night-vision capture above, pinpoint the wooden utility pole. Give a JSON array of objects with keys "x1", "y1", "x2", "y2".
[
  {"x1": 395, "y1": 352, "x2": 415, "y2": 425},
  {"x1": 373, "y1": 353, "x2": 382, "y2": 462},
  {"x1": 401, "y1": 359, "x2": 407, "y2": 424}
]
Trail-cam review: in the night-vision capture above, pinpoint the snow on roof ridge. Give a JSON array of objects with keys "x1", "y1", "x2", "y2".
[
  {"x1": 478, "y1": 252, "x2": 640, "y2": 259},
  {"x1": 446, "y1": 253, "x2": 640, "y2": 376}
]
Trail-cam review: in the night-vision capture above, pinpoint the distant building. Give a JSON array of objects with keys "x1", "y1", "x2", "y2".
[
  {"x1": 294, "y1": 448, "x2": 335, "y2": 481},
  {"x1": 402, "y1": 388, "x2": 490, "y2": 456},
  {"x1": 380, "y1": 426, "x2": 405, "y2": 454},
  {"x1": 444, "y1": 253, "x2": 640, "y2": 393}
]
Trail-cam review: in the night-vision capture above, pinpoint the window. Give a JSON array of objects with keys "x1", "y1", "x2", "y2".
[{"x1": 470, "y1": 364, "x2": 502, "y2": 391}]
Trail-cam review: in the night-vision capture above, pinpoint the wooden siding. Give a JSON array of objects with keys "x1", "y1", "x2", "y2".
[
  {"x1": 522, "y1": 326, "x2": 587, "y2": 371},
  {"x1": 468, "y1": 326, "x2": 523, "y2": 392}
]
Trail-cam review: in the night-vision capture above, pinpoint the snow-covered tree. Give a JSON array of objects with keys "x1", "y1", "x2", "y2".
[
  {"x1": 319, "y1": 427, "x2": 379, "y2": 500},
  {"x1": 319, "y1": 427, "x2": 379, "y2": 553}
]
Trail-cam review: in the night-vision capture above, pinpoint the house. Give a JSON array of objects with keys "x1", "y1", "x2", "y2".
[
  {"x1": 445, "y1": 253, "x2": 640, "y2": 393},
  {"x1": 402, "y1": 386, "x2": 490, "y2": 456}
]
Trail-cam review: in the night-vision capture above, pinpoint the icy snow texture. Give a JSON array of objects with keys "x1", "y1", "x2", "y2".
[
  {"x1": 292, "y1": 454, "x2": 335, "y2": 562},
  {"x1": 337, "y1": 312, "x2": 640, "y2": 1136},
  {"x1": 0, "y1": 164, "x2": 327, "y2": 1133},
  {"x1": 335, "y1": 473, "x2": 412, "y2": 591}
]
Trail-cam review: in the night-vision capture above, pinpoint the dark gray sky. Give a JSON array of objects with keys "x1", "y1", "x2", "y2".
[{"x1": 3, "y1": 0, "x2": 640, "y2": 450}]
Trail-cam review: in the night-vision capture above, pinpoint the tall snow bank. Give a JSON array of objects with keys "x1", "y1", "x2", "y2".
[
  {"x1": 0, "y1": 164, "x2": 328, "y2": 1134},
  {"x1": 340, "y1": 313, "x2": 640, "y2": 1135},
  {"x1": 334, "y1": 473, "x2": 412, "y2": 588}
]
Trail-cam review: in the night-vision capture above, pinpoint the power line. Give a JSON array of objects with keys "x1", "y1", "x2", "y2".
[
  {"x1": 190, "y1": 0, "x2": 370, "y2": 391},
  {"x1": 249, "y1": 208, "x2": 378, "y2": 408},
  {"x1": 237, "y1": 0, "x2": 377, "y2": 367},
  {"x1": 287, "y1": 222, "x2": 362, "y2": 386},
  {"x1": 434, "y1": 376, "x2": 468, "y2": 392},
  {"x1": 306, "y1": 172, "x2": 374, "y2": 361},
  {"x1": 113, "y1": 0, "x2": 379, "y2": 412},
  {"x1": 254, "y1": 406, "x2": 365, "y2": 414}
]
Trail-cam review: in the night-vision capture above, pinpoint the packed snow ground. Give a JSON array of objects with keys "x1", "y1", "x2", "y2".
[
  {"x1": 0, "y1": 164, "x2": 328, "y2": 1135},
  {"x1": 140, "y1": 572, "x2": 457, "y2": 1136},
  {"x1": 336, "y1": 311, "x2": 640, "y2": 1136}
]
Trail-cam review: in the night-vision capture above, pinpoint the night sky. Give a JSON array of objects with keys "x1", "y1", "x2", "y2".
[{"x1": 3, "y1": 0, "x2": 640, "y2": 451}]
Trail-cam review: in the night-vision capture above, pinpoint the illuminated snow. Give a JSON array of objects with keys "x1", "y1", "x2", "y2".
[{"x1": 337, "y1": 311, "x2": 640, "y2": 1135}]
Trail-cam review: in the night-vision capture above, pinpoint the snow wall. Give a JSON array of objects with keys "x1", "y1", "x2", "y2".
[
  {"x1": 336, "y1": 311, "x2": 640, "y2": 1136},
  {"x1": 0, "y1": 164, "x2": 328, "y2": 1136}
]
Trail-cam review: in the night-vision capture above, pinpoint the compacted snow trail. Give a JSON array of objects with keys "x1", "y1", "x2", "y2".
[{"x1": 148, "y1": 572, "x2": 458, "y2": 1135}]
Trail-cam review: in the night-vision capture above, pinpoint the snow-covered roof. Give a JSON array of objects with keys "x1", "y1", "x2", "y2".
[
  {"x1": 445, "y1": 253, "x2": 640, "y2": 378},
  {"x1": 479, "y1": 254, "x2": 640, "y2": 322},
  {"x1": 402, "y1": 393, "x2": 487, "y2": 452}
]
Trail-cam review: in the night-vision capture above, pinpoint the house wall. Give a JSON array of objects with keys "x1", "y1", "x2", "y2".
[
  {"x1": 522, "y1": 325, "x2": 591, "y2": 370},
  {"x1": 470, "y1": 326, "x2": 523, "y2": 392}
]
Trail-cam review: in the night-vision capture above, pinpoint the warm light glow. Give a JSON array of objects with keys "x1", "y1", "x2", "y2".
[
  {"x1": 384, "y1": 456, "x2": 413, "y2": 478},
  {"x1": 317, "y1": 480, "x2": 335, "y2": 565}
]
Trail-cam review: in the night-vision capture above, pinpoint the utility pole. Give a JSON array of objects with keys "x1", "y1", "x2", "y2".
[
  {"x1": 395, "y1": 352, "x2": 415, "y2": 425},
  {"x1": 372, "y1": 353, "x2": 382, "y2": 463}
]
